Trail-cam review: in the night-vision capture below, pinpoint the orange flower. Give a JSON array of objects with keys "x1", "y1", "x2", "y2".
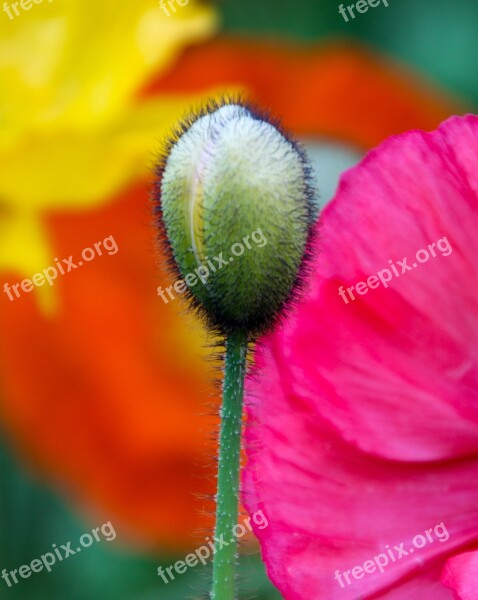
[
  {"x1": 0, "y1": 38, "x2": 458, "y2": 549},
  {"x1": 147, "y1": 38, "x2": 458, "y2": 147}
]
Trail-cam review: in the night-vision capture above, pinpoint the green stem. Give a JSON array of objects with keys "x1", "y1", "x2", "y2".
[{"x1": 211, "y1": 331, "x2": 248, "y2": 600}]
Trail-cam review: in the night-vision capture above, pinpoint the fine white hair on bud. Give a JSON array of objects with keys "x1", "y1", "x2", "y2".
[{"x1": 153, "y1": 97, "x2": 319, "y2": 339}]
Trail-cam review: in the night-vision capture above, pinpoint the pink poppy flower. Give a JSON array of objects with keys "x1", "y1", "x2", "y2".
[{"x1": 243, "y1": 115, "x2": 478, "y2": 599}]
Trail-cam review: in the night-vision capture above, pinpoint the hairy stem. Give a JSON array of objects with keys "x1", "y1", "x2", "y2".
[{"x1": 211, "y1": 332, "x2": 248, "y2": 600}]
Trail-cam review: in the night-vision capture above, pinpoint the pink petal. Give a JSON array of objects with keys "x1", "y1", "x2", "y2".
[
  {"x1": 279, "y1": 115, "x2": 478, "y2": 462},
  {"x1": 244, "y1": 115, "x2": 478, "y2": 599},
  {"x1": 245, "y1": 348, "x2": 478, "y2": 599}
]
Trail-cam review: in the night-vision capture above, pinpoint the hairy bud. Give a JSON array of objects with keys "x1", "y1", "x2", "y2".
[{"x1": 153, "y1": 99, "x2": 319, "y2": 338}]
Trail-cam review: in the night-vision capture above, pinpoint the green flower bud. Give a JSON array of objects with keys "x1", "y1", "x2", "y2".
[{"x1": 153, "y1": 99, "x2": 319, "y2": 339}]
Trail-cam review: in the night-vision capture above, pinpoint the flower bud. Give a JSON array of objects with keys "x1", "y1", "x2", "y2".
[{"x1": 153, "y1": 99, "x2": 318, "y2": 338}]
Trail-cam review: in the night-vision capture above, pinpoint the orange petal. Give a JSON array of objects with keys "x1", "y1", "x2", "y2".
[{"x1": 148, "y1": 38, "x2": 459, "y2": 147}]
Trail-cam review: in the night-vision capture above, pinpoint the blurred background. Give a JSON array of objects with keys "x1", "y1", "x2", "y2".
[{"x1": 0, "y1": 0, "x2": 476, "y2": 598}]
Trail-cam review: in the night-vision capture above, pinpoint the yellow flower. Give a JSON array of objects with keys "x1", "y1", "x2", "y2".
[{"x1": 0, "y1": 0, "x2": 218, "y2": 296}]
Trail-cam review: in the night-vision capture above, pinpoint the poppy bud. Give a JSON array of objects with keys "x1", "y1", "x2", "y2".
[{"x1": 153, "y1": 99, "x2": 318, "y2": 338}]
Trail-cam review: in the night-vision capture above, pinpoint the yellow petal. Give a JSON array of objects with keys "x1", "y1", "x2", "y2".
[
  {"x1": 0, "y1": 1, "x2": 220, "y2": 295},
  {"x1": 0, "y1": 0, "x2": 218, "y2": 133},
  {"x1": 0, "y1": 90, "x2": 237, "y2": 209}
]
